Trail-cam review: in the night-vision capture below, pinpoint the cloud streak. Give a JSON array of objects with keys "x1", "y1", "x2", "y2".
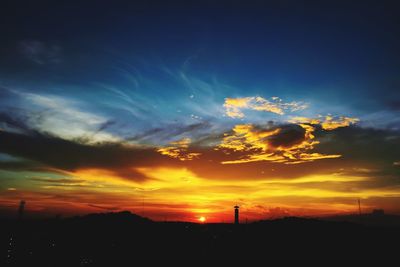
[
  {"x1": 1, "y1": 89, "x2": 120, "y2": 144},
  {"x1": 0, "y1": 130, "x2": 169, "y2": 183},
  {"x1": 18, "y1": 40, "x2": 62, "y2": 65}
]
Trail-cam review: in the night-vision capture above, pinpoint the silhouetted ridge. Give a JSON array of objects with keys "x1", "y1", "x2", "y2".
[
  {"x1": 323, "y1": 213, "x2": 400, "y2": 227},
  {"x1": 254, "y1": 216, "x2": 362, "y2": 231},
  {"x1": 68, "y1": 211, "x2": 152, "y2": 224}
]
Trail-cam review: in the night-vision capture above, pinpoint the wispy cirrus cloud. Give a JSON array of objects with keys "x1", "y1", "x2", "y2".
[
  {"x1": 1, "y1": 89, "x2": 119, "y2": 144},
  {"x1": 18, "y1": 40, "x2": 62, "y2": 65}
]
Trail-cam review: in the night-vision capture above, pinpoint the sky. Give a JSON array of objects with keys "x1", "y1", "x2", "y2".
[{"x1": 0, "y1": 0, "x2": 400, "y2": 222}]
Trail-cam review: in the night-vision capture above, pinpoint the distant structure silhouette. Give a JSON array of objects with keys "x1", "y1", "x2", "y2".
[
  {"x1": 372, "y1": 209, "x2": 384, "y2": 216},
  {"x1": 234, "y1": 205, "x2": 239, "y2": 224},
  {"x1": 18, "y1": 200, "x2": 25, "y2": 220}
]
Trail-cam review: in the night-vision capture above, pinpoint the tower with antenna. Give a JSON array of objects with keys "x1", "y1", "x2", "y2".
[
  {"x1": 18, "y1": 200, "x2": 25, "y2": 220},
  {"x1": 234, "y1": 205, "x2": 239, "y2": 224}
]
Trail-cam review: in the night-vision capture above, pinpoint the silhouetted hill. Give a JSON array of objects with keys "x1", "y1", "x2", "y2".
[
  {"x1": 256, "y1": 216, "x2": 361, "y2": 228},
  {"x1": 322, "y1": 212, "x2": 400, "y2": 227},
  {"x1": 67, "y1": 211, "x2": 152, "y2": 224}
]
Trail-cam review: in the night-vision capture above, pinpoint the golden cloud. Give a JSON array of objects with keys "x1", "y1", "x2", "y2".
[
  {"x1": 157, "y1": 138, "x2": 201, "y2": 161},
  {"x1": 321, "y1": 116, "x2": 360, "y2": 130},
  {"x1": 218, "y1": 124, "x2": 281, "y2": 152},
  {"x1": 289, "y1": 116, "x2": 359, "y2": 130},
  {"x1": 224, "y1": 96, "x2": 308, "y2": 118},
  {"x1": 220, "y1": 96, "x2": 357, "y2": 164},
  {"x1": 218, "y1": 123, "x2": 341, "y2": 164}
]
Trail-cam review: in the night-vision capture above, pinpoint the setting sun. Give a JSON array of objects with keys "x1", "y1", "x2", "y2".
[{"x1": 198, "y1": 216, "x2": 206, "y2": 223}]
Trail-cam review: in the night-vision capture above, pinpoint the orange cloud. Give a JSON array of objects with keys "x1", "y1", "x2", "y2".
[
  {"x1": 218, "y1": 123, "x2": 341, "y2": 164},
  {"x1": 289, "y1": 115, "x2": 359, "y2": 130},
  {"x1": 157, "y1": 138, "x2": 201, "y2": 161},
  {"x1": 218, "y1": 124, "x2": 280, "y2": 152},
  {"x1": 224, "y1": 96, "x2": 308, "y2": 118},
  {"x1": 321, "y1": 116, "x2": 359, "y2": 130}
]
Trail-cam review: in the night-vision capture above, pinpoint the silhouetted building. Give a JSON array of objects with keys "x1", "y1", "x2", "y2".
[
  {"x1": 18, "y1": 200, "x2": 25, "y2": 220},
  {"x1": 234, "y1": 205, "x2": 239, "y2": 224},
  {"x1": 372, "y1": 209, "x2": 384, "y2": 216}
]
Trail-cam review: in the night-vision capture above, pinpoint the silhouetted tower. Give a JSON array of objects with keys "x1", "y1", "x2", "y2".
[
  {"x1": 18, "y1": 200, "x2": 25, "y2": 220},
  {"x1": 234, "y1": 205, "x2": 239, "y2": 224}
]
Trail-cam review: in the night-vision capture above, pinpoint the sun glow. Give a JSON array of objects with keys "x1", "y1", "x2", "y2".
[{"x1": 198, "y1": 216, "x2": 206, "y2": 223}]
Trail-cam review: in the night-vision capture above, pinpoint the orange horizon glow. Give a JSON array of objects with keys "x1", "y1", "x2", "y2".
[{"x1": 2, "y1": 165, "x2": 400, "y2": 222}]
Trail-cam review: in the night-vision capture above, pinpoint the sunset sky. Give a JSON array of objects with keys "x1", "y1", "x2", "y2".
[{"x1": 0, "y1": 1, "x2": 399, "y2": 222}]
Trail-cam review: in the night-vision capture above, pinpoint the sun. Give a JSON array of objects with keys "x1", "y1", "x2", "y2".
[{"x1": 198, "y1": 216, "x2": 206, "y2": 223}]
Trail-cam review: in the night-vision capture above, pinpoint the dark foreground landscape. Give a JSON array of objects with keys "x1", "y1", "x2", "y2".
[{"x1": 1, "y1": 211, "x2": 400, "y2": 266}]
